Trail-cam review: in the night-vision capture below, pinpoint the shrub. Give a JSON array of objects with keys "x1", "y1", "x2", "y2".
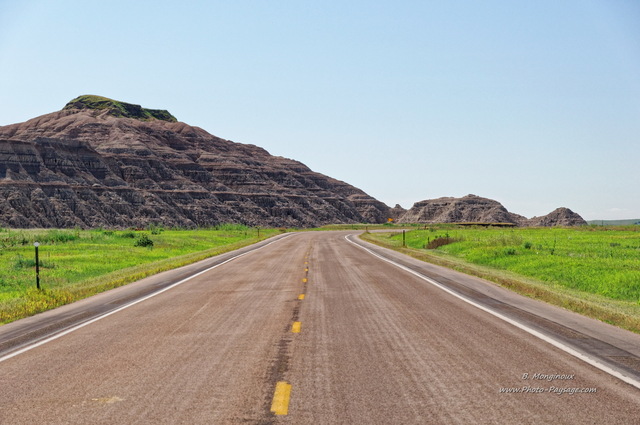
[
  {"x1": 214, "y1": 223, "x2": 250, "y2": 232},
  {"x1": 424, "y1": 236, "x2": 460, "y2": 249},
  {"x1": 134, "y1": 233, "x2": 154, "y2": 248},
  {"x1": 147, "y1": 223, "x2": 164, "y2": 235}
]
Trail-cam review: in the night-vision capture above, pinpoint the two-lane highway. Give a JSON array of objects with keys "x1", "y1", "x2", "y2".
[{"x1": 1, "y1": 231, "x2": 639, "y2": 424}]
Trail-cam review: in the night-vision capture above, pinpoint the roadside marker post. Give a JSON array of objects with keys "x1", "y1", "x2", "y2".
[{"x1": 34, "y1": 242, "x2": 41, "y2": 290}]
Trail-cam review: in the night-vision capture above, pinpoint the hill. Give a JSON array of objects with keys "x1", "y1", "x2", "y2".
[
  {"x1": 0, "y1": 95, "x2": 390, "y2": 228},
  {"x1": 399, "y1": 194, "x2": 586, "y2": 226}
]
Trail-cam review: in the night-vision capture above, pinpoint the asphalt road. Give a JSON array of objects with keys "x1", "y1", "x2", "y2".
[{"x1": 1, "y1": 231, "x2": 639, "y2": 424}]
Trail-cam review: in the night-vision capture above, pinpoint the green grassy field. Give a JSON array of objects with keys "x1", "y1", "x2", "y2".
[
  {"x1": 362, "y1": 225, "x2": 640, "y2": 333},
  {"x1": 0, "y1": 225, "x2": 281, "y2": 324}
]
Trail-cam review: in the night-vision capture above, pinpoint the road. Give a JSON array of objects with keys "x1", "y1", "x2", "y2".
[{"x1": 0, "y1": 231, "x2": 639, "y2": 424}]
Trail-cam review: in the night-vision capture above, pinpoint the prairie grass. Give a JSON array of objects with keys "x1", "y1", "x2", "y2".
[
  {"x1": 0, "y1": 226, "x2": 280, "y2": 324},
  {"x1": 362, "y1": 225, "x2": 640, "y2": 333}
]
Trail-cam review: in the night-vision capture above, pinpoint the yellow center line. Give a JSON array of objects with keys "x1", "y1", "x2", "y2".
[
  {"x1": 270, "y1": 381, "x2": 292, "y2": 415},
  {"x1": 302, "y1": 278, "x2": 308, "y2": 283},
  {"x1": 292, "y1": 321, "x2": 302, "y2": 333},
  {"x1": 298, "y1": 294, "x2": 305, "y2": 300}
]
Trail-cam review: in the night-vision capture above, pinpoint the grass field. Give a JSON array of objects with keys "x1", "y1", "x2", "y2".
[
  {"x1": 0, "y1": 225, "x2": 281, "y2": 324},
  {"x1": 362, "y1": 225, "x2": 640, "y2": 333}
]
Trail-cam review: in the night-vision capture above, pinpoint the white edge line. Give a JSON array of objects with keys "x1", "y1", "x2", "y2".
[
  {"x1": 0, "y1": 234, "x2": 293, "y2": 363},
  {"x1": 346, "y1": 234, "x2": 640, "y2": 390}
]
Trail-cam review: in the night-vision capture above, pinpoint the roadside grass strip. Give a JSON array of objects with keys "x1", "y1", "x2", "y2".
[
  {"x1": 0, "y1": 227, "x2": 283, "y2": 324},
  {"x1": 0, "y1": 234, "x2": 292, "y2": 363},
  {"x1": 361, "y1": 228, "x2": 640, "y2": 334},
  {"x1": 347, "y1": 234, "x2": 640, "y2": 391}
]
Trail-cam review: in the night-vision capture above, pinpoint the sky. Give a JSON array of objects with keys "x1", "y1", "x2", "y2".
[{"x1": 1, "y1": 0, "x2": 639, "y2": 221}]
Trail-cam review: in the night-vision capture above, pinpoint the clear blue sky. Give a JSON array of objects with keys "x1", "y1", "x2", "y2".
[{"x1": 1, "y1": 0, "x2": 639, "y2": 220}]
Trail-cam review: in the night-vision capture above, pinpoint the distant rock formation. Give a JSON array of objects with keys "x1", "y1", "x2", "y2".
[
  {"x1": 399, "y1": 194, "x2": 586, "y2": 227},
  {"x1": 0, "y1": 95, "x2": 390, "y2": 228},
  {"x1": 388, "y1": 204, "x2": 407, "y2": 222},
  {"x1": 399, "y1": 195, "x2": 524, "y2": 225},
  {"x1": 527, "y1": 207, "x2": 587, "y2": 227}
]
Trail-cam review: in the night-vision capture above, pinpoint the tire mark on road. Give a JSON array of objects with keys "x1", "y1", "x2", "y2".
[{"x1": 260, "y1": 244, "x2": 311, "y2": 423}]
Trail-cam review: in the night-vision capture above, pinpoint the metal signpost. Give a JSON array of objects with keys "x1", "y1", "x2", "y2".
[{"x1": 34, "y1": 242, "x2": 40, "y2": 290}]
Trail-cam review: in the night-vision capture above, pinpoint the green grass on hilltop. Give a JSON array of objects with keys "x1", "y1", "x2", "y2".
[
  {"x1": 362, "y1": 225, "x2": 640, "y2": 333},
  {"x1": 0, "y1": 225, "x2": 280, "y2": 324},
  {"x1": 64, "y1": 95, "x2": 178, "y2": 122}
]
